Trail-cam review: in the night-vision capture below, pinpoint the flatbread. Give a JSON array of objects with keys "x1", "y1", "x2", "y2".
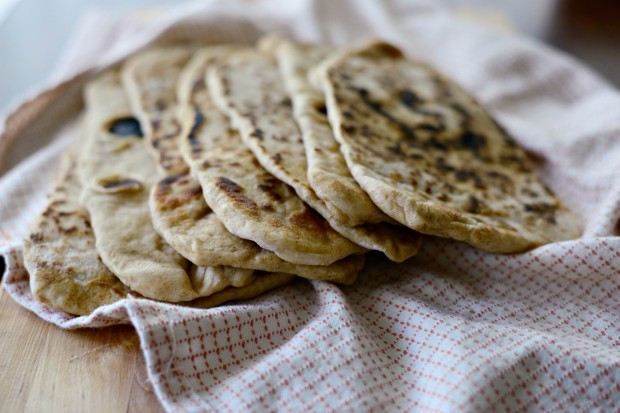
[
  {"x1": 121, "y1": 47, "x2": 363, "y2": 282},
  {"x1": 122, "y1": 48, "x2": 358, "y2": 282},
  {"x1": 170, "y1": 48, "x2": 364, "y2": 281},
  {"x1": 122, "y1": 47, "x2": 302, "y2": 290},
  {"x1": 80, "y1": 71, "x2": 289, "y2": 302},
  {"x1": 122, "y1": 47, "x2": 276, "y2": 290},
  {"x1": 22, "y1": 154, "x2": 290, "y2": 311},
  {"x1": 22, "y1": 149, "x2": 289, "y2": 313},
  {"x1": 24, "y1": 70, "x2": 295, "y2": 309},
  {"x1": 185, "y1": 117, "x2": 365, "y2": 266},
  {"x1": 23, "y1": 153, "x2": 132, "y2": 316},
  {"x1": 208, "y1": 48, "x2": 422, "y2": 262},
  {"x1": 313, "y1": 41, "x2": 581, "y2": 253},
  {"x1": 267, "y1": 37, "x2": 390, "y2": 227},
  {"x1": 78, "y1": 71, "x2": 203, "y2": 302},
  {"x1": 122, "y1": 47, "x2": 194, "y2": 176}
]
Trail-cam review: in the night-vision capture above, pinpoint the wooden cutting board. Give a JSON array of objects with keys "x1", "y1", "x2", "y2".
[{"x1": 0, "y1": 280, "x2": 165, "y2": 413}]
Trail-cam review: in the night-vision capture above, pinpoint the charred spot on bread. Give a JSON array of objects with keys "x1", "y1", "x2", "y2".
[
  {"x1": 107, "y1": 117, "x2": 143, "y2": 137},
  {"x1": 216, "y1": 177, "x2": 259, "y2": 214}
]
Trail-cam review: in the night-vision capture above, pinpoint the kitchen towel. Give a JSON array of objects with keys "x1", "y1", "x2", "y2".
[{"x1": 1, "y1": 0, "x2": 619, "y2": 411}]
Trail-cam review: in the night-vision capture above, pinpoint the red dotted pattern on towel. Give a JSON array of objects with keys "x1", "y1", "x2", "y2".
[{"x1": 6, "y1": 237, "x2": 618, "y2": 413}]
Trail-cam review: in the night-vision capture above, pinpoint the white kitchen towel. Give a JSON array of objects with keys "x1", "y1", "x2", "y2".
[{"x1": 1, "y1": 1, "x2": 619, "y2": 412}]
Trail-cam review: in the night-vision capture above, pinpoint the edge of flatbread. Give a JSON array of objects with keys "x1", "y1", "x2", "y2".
[
  {"x1": 23, "y1": 153, "x2": 133, "y2": 316},
  {"x1": 78, "y1": 71, "x2": 200, "y2": 302},
  {"x1": 265, "y1": 36, "x2": 390, "y2": 227},
  {"x1": 188, "y1": 272, "x2": 295, "y2": 309}
]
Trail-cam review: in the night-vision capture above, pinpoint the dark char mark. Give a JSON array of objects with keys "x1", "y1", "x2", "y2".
[
  {"x1": 467, "y1": 195, "x2": 480, "y2": 213},
  {"x1": 357, "y1": 87, "x2": 451, "y2": 152},
  {"x1": 524, "y1": 202, "x2": 557, "y2": 224},
  {"x1": 399, "y1": 89, "x2": 421, "y2": 107},
  {"x1": 357, "y1": 88, "x2": 416, "y2": 140},
  {"x1": 250, "y1": 129, "x2": 264, "y2": 140},
  {"x1": 459, "y1": 131, "x2": 487, "y2": 153},
  {"x1": 188, "y1": 109, "x2": 205, "y2": 146},
  {"x1": 216, "y1": 177, "x2": 258, "y2": 213},
  {"x1": 102, "y1": 178, "x2": 142, "y2": 190},
  {"x1": 108, "y1": 117, "x2": 143, "y2": 138}
]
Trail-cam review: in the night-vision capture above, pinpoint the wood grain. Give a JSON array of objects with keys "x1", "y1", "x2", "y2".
[{"x1": 0, "y1": 282, "x2": 165, "y2": 413}]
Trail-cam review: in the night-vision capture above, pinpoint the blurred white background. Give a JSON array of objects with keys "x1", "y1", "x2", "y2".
[
  {"x1": 0, "y1": 0, "x2": 193, "y2": 113},
  {"x1": 1, "y1": 0, "x2": 618, "y2": 116}
]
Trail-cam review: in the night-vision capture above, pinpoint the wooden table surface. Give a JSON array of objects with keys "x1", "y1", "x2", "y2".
[
  {"x1": 0, "y1": 281, "x2": 164, "y2": 413},
  {"x1": 2, "y1": 2, "x2": 619, "y2": 413}
]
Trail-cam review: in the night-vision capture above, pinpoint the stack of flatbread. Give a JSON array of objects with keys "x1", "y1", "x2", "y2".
[{"x1": 23, "y1": 37, "x2": 581, "y2": 315}]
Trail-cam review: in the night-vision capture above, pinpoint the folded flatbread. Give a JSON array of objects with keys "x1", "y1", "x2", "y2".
[
  {"x1": 208, "y1": 48, "x2": 422, "y2": 262},
  {"x1": 313, "y1": 41, "x2": 581, "y2": 253},
  {"x1": 78, "y1": 71, "x2": 203, "y2": 302},
  {"x1": 23, "y1": 153, "x2": 133, "y2": 315},
  {"x1": 125, "y1": 46, "x2": 364, "y2": 279}
]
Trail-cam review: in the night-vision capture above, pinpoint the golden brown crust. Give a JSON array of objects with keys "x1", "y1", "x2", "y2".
[
  {"x1": 150, "y1": 171, "x2": 364, "y2": 284},
  {"x1": 197, "y1": 128, "x2": 364, "y2": 265},
  {"x1": 270, "y1": 37, "x2": 391, "y2": 227}
]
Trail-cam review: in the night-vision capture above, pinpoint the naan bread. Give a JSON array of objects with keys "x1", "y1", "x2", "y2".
[
  {"x1": 122, "y1": 47, "x2": 362, "y2": 281},
  {"x1": 22, "y1": 149, "x2": 286, "y2": 312},
  {"x1": 122, "y1": 48, "x2": 297, "y2": 294},
  {"x1": 186, "y1": 118, "x2": 365, "y2": 266},
  {"x1": 22, "y1": 154, "x2": 290, "y2": 311},
  {"x1": 208, "y1": 48, "x2": 422, "y2": 262},
  {"x1": 152, "y1": 49, "x2": 363, "y2": 266},
  {"x1": 168, "y1": 46, "x2": 364, "y2": 284},
  {"x1": 23, "y1": 153, "x2": 132, "y2": 316},
  {"x1": 313, "y1": 41, "x2": 581, "y2": 253},
  {"x1": 268, "y1": 37, "x2": 389, "y2": 227},
  {"x1": 122, "y1": 47, "x2": 194, "y2": 175},
  {"x1": 78, "y1": 71, "x2": 202, "y2": 302}
]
